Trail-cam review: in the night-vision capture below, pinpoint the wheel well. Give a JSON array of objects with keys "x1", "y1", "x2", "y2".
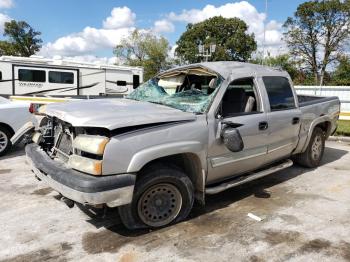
[
  {"x1": 0, "y1": 123, "x2": 14, "y2": 136},
  {"x1": 139, "y1": 153, "x2": 205, "y2": 203},
  {"x1": 315, "y1": 121, "x2": 331, "y2": 137}
]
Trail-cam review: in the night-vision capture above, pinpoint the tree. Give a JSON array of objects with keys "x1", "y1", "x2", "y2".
[
  {"x1": 251, "y1": 54, "x2": 300, "y2": 81},
  {"x1": 0, "y1": 20, "x2": 42, "y2": 57},
  {"x1": 332, "y1": 56, "x2": 350, "y2": 85},
  {"x1": 283, "y1": 0, "x2": 350, "y2": 85},
  {"x1": 175, "y1": 16, "x2": 257, "y2": 63},
  {"x1": 114, "y1": 30, "x2": 171, "y2": 80}
]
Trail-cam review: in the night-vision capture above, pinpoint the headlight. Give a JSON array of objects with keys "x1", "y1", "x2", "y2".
[
  {"x1": 68, "y1": 155, "x2": 102, "y2": 175},
  {"x1": 72, "y1": 135, "x2": 109, "y2": 155}
]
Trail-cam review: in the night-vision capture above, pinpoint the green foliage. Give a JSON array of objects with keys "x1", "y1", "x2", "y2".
[
  {"x1": 332, "y1": 56, "x2": 350, "y2": 86},
  {"x1": 175, "y1": 16, "x2": 257, "y2": 63},
  {"x1": 114, "y1": 30, "x2": 171, "y2": 81},
  {"x1": 251, "y1": 54, "x2": 300, "y2": 81},
  {"x1": 335, "y1": 120, "x2": 350, "y2": 136},
  {"x1": 283, "y1": 0, "x2": 350, "y2": 85},
  {"x1": 0, "y1": 20, "x2": 42, "y2": 57}
]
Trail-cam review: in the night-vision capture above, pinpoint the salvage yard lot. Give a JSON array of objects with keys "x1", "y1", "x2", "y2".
[{"x1": 0, "y1": 141, "x2": 350, "y2": 262}]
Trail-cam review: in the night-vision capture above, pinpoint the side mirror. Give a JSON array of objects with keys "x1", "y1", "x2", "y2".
[{"x1": 220, "y1": 122, "x2": 244, "y2": 152}]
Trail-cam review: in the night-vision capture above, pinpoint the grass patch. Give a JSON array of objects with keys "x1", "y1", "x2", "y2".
[{"x1": 335, "y1": 120, "x2": 350, "y2": 136}]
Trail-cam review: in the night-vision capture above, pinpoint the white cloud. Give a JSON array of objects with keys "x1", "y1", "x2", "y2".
[
  {"x1": 167, "y1": 1, "x2": 284, "y2": 55},
  {"x1": 39, "y1": 6, "x2": 137, "y2": 58},
  {"x1": 0, "y1": 13, "x2": 10, "y2": 33},
  {"x1": 39, "y1": 27, "x2": 134, "y2": 57},
  {"x1": 153, "y1": 19, "x2": 175, "y2": 33},
  {"x1": 0, "y1": 0, "x2": 13, "y2": 9},
  {"x1": 103, "y1": 6, "x2": 136, "y2": 29}
]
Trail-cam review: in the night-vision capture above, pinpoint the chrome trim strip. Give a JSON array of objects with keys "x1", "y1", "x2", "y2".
[
  {"x1": 268, "y1": 142, "x2": 294, "y2": 153},
  {"x1": 211, "y1": 147, "x2": 267, "y2": 168}
]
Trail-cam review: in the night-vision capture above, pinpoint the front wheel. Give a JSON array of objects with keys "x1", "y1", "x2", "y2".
[
  {"x1": 293, "y1": 127, "x2": 325, "y2": 168},
  {"x1": 0, "y1": 127, "x2": 12, "y2": 157},
  {"x1": 118, "y1": 164, "x2": 194, "y2": 230}
]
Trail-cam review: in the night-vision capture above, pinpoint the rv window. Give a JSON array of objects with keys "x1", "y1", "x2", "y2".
[
  {"x1": 49, "y1": 71, "x2": 74, "y2": 84},
  {"x1": 18, "y1": 69, "x2": 46, "y2": 82},
  {"x1": 0, "y1": 71, "x2": 2, "y2": 81},
  {"x1": 133, "y1": 75, "x2": 140, "y2": 89},
  {"x1": 117, "y1": 81, "x2": 127, "y2": 86}
]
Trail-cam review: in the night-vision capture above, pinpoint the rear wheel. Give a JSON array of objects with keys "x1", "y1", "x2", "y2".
[
  {"x1": 0, "y1": 127, "x2": 12, "y2": 157},
  {"x1": 293, "y1": 127, "x2": 325, "y2": 168},
  {"x1": 118, "y1": 164, "x2": 194, "y2": 230}
]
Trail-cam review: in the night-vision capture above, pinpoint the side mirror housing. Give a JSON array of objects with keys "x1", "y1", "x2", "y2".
[{"x1": 220, "y1": 123, "x2": 244, "y2": 152}]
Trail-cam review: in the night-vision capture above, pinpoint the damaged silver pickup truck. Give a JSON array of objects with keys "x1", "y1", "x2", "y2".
[{"x1": 24, "y1": 62, "x2": 340, "y2": 229}]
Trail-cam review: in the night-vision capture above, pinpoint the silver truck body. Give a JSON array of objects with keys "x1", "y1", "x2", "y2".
[{"x1": 25, "y1": 62, "x2": 340, "y2": 213}]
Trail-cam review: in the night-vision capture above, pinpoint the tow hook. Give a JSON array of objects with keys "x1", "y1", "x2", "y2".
[{"x1": 61, "y1": 196, "x2": 75, "y2": 208}]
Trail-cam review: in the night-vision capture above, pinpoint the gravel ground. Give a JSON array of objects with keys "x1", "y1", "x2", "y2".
[{"x1": 0, "y1": 141, "x2": 349, "y2": 262}]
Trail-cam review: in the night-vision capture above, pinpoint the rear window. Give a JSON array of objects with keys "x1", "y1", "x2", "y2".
[
  {"x1": 49, "y1": 71, "x2": 74, "y2": 84},
  {"x1": 263, "y1": 76, "x2": 295, "y2": 111},
  {"x1": 18, "y1": 69, "x2": 46, "y2": 82}
]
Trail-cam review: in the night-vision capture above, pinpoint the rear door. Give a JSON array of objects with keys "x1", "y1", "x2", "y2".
[
  {"x1": 261, "y1": 76, "x2": 302, "y2": 160},
  {"x1": 105, "y1": 69, "x2": 131, "y2": 95}
]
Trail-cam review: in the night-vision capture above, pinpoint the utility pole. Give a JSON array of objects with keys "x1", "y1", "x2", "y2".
[{"x1": 262, "y1": 0, "x2": 268, "y2": 65}]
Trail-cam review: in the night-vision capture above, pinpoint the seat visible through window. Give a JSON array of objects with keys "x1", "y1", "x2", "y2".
[
  {"x1": 222, "y1": 88, "x2": 247, "y2": 116},
  {"x1": 221, "y1": 78, "x2": 258, "y2": 117}
]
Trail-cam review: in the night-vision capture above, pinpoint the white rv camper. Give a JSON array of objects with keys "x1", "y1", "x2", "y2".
[{"x1": 0, "y1": 56, "x2": 143, "y2": 97}]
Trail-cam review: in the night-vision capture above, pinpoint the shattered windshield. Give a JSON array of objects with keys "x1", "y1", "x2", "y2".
[{"x1": 126, "y1": 76, "x2": 221, "y2": 113}]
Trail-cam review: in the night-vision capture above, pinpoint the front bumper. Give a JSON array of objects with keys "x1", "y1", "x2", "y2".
[{"x1": 25, "y1": 144, "x2": 136, "y2": 207}]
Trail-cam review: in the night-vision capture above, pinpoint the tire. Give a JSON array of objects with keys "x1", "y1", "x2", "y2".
[
  {"x1": 0, "y1": 126, "x2": 12, "y2": 157},
  {"x1": 118, "y1": 164, "x2": 194, "y2": 230},
  {"x1": 293, "y1": 127, "x2": 325, "y2": 168}
]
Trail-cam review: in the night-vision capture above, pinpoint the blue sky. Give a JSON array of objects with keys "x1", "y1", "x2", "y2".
[{"x1": 0, "y1": 0, "x2": 307, "y2": 62}]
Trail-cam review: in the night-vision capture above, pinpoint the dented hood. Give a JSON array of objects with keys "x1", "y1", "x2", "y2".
[{"x1": 45, "y1": 98, "x2": 196, "y2": 130}]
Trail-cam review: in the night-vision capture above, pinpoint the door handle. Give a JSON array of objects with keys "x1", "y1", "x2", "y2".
[
  {"x1": 292, "y1": 117, "x2": 300, "y2": 125},
  {"x1": 259, "y1": 121, "x2": 268, "y2": 130}
]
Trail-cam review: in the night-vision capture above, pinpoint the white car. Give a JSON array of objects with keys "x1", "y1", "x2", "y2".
[{"x1": 0, "y1": 97, "x2": 32, "y2": 156}]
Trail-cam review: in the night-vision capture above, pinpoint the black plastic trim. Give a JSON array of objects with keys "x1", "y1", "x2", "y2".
[{"x1": 25, "y1": 144, "x2": 135, "y2": 193}]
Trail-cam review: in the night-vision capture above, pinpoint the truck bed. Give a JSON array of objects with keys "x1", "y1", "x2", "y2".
[
  {"x1": 297, "y1": 95, "x2": 339, "y2": 107},
  {"x1": 294, "y1": 94, "x2": 340, "y2": 154}
]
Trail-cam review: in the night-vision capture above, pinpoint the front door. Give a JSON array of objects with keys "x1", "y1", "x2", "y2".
[{"x1": 207, "y1": 77, "x2": 269, "y2": 184}]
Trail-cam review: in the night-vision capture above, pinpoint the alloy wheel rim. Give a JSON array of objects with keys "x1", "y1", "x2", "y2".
[
  {"x1": 311, "y1": 134, "x2": 322, "y2": 161},
  {"x1": 0, "y1": 131, "x2": 8, "y2": 153},
  {"x1": 137, "y1": 183, "x2": 182, "y2": 227}
]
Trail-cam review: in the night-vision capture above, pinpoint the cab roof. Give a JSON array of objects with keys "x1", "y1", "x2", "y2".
[{"x1": 160, "y1": 61, "x2": 290, "y2": 80}]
